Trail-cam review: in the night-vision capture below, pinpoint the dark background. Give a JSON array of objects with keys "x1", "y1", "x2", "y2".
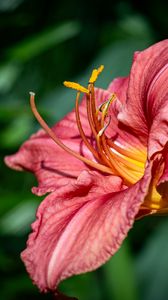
[{"x1": 0, "y1": 0, "x2": 168, "y2": 299}]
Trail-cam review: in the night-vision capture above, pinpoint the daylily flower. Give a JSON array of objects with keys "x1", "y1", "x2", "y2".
[{"x1": 5, "y1": 40, "x2": 168, "y2": 294}]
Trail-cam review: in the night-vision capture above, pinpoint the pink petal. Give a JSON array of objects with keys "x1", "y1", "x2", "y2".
[
  {"x1": 5, "y1": 135, "x2": 94, "y2": 196},
  {"x1": 21, "y1": 165, "x2": 152, "y2": 292},
  {"x1": 107, "y1": 76, "x2": 146, "y2": 153},
  {"x1": 148, "y1": 65, "x2": 168, "y2": 158},
  {"x1": 108, "y1": 76, "x2": 129, "y2": 104},
  {"x1": 117, "y1": 40, "x2": 168, "y2": 154}
]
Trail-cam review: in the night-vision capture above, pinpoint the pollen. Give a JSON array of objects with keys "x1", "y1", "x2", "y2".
[
  {"x1": 63, "y1": 81, "x2": 89, "y2": 94},
  {"x1": 89, "y1": 65, "x2": 104, "y2": 83},
  {"x1": 63, "y1": 65, "x2": 104, "y2": 95}
]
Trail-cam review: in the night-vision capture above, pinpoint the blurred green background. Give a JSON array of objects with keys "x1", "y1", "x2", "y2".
[{"x1": 0, "y1": 0, "x2": 168, "y2": 299}]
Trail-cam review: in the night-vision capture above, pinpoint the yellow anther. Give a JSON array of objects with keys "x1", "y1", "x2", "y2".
[
  {"x1": 89, "y1": 65, "x2": 104, "y2": 84},
  {"x1": 97, "y1": 65, "x2": 104, "y2": 74},
  {"x1": 63, "y1": 81, "x2": 89, "y2": 94}
]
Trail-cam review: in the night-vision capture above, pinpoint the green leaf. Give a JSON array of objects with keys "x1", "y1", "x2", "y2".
[
  {"x1": 0, "y1": 200, "x2": 38, "y2": 235},
  {"x1": 118, "y1": 15, "x2": 152, "y2": 39},
  {"x1": 0, "y1": 63, "x2": 21, "y2": 93},
  {"x1": 0, "y1": 113, "x2": 33, "y2": 148},
  {"x1": 7, "y1": 21, "x2": 81, "y2": 61}
]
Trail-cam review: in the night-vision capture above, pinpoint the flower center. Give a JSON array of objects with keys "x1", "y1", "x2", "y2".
[
  {"x1": 30, "y1": 66, "x2": 146, "y2": 185},
  {"x1": 29, "y1": 65, "x2": 166, "y2": 214},
  {"x1": 64, "y1": 66, "x2": 146, "y2": 186}
]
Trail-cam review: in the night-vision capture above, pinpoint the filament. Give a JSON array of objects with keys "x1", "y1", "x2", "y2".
[{"x1": 75, "y1": 92, "x2": 100, "y2": 160}]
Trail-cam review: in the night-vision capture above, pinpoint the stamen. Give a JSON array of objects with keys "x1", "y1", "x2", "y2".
[
  {"x1": 89, "y1": 65, "x2": 104, "y2": 84},
  {"x1": 99, "y1": 94, "x2": 116, "y2": 115},
  {"x1": 75, "y1": 92, "x2": 100, "y2": 160},
  {"x1": 63, "y1": 81, "x2": 89, "y2": 94},
  {"x1": 96, "y1": 132, "x2": 115, "y2": 170},
  {"x1": 29, "y1": 92, "x2": 113, "y2": 175},
  {"x1": 86, "y1": 93, "x2": 99, "y2": 138},
  {"x1": 86, "y1": 92, "x2": 111, "y2": 168},
  {"x1": 99, "y1": 95, "x2": 116, "y2": 129},
  {"x1": 31, "y1": 64, "x2": 147, "y2": 187},
  {"x1": 88, "y1": 84, "x2": 101, "y2": 132},
  {"x1": 97, "y1": 117, "x2": 111, "y2": 137}
]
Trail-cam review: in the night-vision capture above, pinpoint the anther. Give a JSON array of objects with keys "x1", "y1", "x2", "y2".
[
  {"x1": 89, "y1": 65, "x2": 104, "y2": 84},
  {"x1": 63, "y1": 81, "x2": 89, "y2": 94}
]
